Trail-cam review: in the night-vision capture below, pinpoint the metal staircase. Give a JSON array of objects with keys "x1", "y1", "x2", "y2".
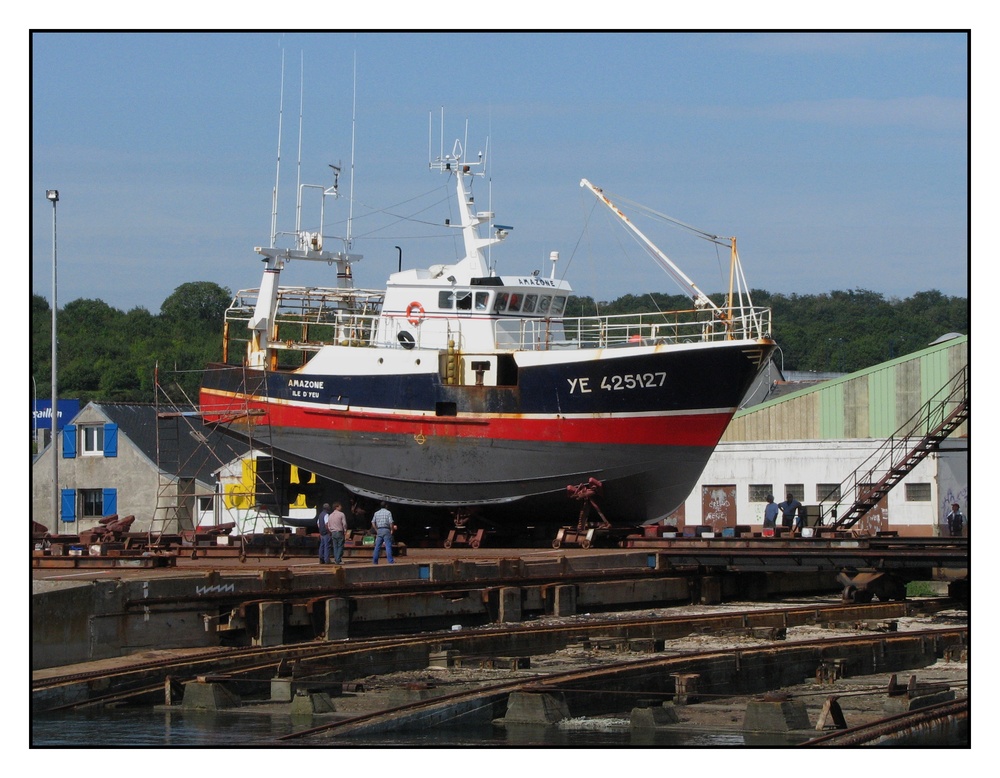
[{"x1": 821, "y1": 366, "x2": 968, "y2": 531}]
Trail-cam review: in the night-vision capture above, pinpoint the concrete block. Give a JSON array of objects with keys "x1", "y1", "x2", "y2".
[
  {"x1": 744, "y1": 698, "x2": 811, "y2": 731},
  {"x1": 503, "y1": 690, "x2": 570, "y2": 725},
  {"x1": 553, "y1": 584, "x2": 576, "y2": 617},
  {"x1": 884, "y1": 689, "x2": 955, "y2": 714},
  {"x1": 253, "y1": 600, "x2": 284, "y2": 647},
  {"x1": 271, "y1": 678, "x2": 294, "y2": 703},
  {"x1": 630, "y1": 703, "x2": 681, "y2": 729},
  {"x1": 182, "y1": 681, "x2": 240, "y2": 710},
  {"x1": 290, "y1": 691, "x2": 335, "y2": 715},
  {"x1": 499, "y1": 587, "x2": 522, "y2": 623},
  {"x1": 324, "y1": 597, "x2": 350, "y2": 641},
  {"x1": 388, "y1": 686, "x2": 438, "y2": 705},
  {"x1": 428, "y1": 650, "x2": 458, "y2": 668}
]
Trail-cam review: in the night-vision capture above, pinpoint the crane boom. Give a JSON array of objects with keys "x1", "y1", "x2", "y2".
[{"x1": 580, "y1": 178, "x2": 717, "y2": 311}]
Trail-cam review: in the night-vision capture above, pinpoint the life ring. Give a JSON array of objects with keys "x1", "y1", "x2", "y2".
[{"x1": 406, "y1": 301, "x2": 426, "y2": 326}]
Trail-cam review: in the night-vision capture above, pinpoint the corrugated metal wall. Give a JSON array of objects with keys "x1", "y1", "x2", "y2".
[{"x1": 724, "y1": 335, "x2": 968, "y2": 443}]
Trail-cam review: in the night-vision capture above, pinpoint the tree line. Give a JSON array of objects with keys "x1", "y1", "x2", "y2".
[{"x1": 32, "y1": 282, "x2": 968, "y2": 406}]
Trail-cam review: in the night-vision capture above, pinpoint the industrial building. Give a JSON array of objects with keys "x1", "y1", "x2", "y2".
[{"x1": 671, "y1": 333, "x2": 968, "y2": 536}]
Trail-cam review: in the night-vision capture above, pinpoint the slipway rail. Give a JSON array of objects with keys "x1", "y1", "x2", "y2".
[
  {"x1": 34, "y1": 599, "x2": 960, "y2": 713},
  {"x1": 278, "y1": 626, "x2": 967, "y2": 741}
]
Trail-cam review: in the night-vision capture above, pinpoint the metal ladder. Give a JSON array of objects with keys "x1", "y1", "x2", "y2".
[{"x1": 822, "y1": 366, "x2": 968, "y2": 531}]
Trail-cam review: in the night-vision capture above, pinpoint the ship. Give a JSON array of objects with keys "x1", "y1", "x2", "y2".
[{"x1": 199, "y1": 138, "x2": 777, "y2": 533}]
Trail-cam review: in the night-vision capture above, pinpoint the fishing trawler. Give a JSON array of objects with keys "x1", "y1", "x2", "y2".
[{"x1": 199, "y1": 138, "x2": 776, "y2": 530}]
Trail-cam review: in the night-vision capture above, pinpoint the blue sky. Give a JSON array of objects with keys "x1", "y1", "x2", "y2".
[{"x1": 31, "y1": 31, "x2": 968, "y2": 313}]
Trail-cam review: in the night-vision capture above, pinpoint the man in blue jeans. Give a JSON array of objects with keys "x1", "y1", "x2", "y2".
[
  {"x1": 329, "y1": 501, "x2": 348, "y2": 564},
  {"x1": 317, "y1": 503, "x2": 332, "y2": 564},
  {"x1": 371, "y1": 501, "x2": 395, "y2": 564}
]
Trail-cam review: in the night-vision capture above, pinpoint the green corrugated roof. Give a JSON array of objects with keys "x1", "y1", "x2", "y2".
[{"x1": 734, "y1": 334, "x2": 968, "y2": 419}]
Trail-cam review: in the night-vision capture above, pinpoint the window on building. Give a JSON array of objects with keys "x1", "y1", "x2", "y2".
[
  {"x1": 80, "y1": 489, "x2": 104, "y2": 518},
  {"x1": 749, "y1": 484, "x2": 773, "y2": 502},
  {"x1": 81, "y1": 425, "x2": 104, "y2": 456},
  {"x1": 905, "y1": 483, "x2": 932, "y2": 501},
  {"x1": 816, "y1": 484, "x2": 841, "y2": 502},
  {"x1": 783, "y1": 484, "x2": 805, "y2": 502}
]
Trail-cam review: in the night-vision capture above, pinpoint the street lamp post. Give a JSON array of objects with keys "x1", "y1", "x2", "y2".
[{"x1": 47, "y1": 189, "x2": 59, "y2": 526}]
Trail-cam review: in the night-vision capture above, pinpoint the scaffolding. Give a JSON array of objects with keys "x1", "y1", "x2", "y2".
[{"x1": 150, "y1": 363, "x2": 276, "y2": 548}]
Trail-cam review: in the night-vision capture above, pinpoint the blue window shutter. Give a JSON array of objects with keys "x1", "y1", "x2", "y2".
[
  {"x1": 61, "y1": 489, "x2": 76, "y2": 522},
  {"x1": 102, "y1": 488, "x2": 117, "y2": 516},
  {"x1": 104, "y1": 423, "x2": 118, "y2": 457},
  {"x1": 62, "y1": 425, "x2": 77, "y2": 458}
]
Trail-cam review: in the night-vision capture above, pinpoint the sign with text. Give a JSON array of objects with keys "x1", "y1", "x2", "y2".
[{"x1": 32, "y1": 399, "x2": 80, "y2": 431}]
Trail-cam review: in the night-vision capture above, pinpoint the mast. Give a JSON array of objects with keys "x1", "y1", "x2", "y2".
[
  {"x1": 247, "y1": 55, "x2": 362, "y2": 368},
  {"x1": 270, "y1": 50, "x2": 285, "y2": 249},
  {"x1": 431, "y1": 139, "x2": 508, "y2": 276}
]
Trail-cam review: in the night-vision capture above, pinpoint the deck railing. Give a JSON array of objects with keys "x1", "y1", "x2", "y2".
[{"x1": 222, "y1": 286, "x2": 772, "y2": 362}]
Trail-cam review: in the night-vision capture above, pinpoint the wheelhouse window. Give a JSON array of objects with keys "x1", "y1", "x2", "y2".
[
  {"x1": 522, "y1": 294, "x2": 538, "y2": 313},
  {"x1": 475, "y1": 292, "x2": 490, "y2": 310},
  {"x1": 550, "y1": 296, "x2": 567, "y2": 316},
  {"x1": 507, "y1": 294, "x2": 523, "y2": 312},
  {"x1": 81, "y1": 425, "x2": 104, "y2": 456},
  {"x1": 537, "y1": 295, "x2": 551, "y2": 315},
  {"x1": 438, "y1": 291, "x2": 455, "y2": 309},
  {"x1": 456, "y1": 291, "x2": 473, "y2": 310},
  {"x1": 493, "y1": 292, "x2": 509, "y2": 312}
]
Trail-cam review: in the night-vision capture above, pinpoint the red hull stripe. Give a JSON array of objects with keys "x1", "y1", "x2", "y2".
[{"x1": 202, "y1": 391, "x2": 733, "y2": 447}]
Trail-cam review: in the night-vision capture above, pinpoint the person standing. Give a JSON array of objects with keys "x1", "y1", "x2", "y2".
[
  {"x1": 328, "y1": 501, "x2": 348, "y2": 564},
  {"x1": 778, "y1": 493, "x2": 802, "y2": 529},
  {"x1": 317, "y1": 503, "x2": 332, "y2": 564},
  {"x1": 945, "y1": 503, "x2": 965, "y2": 537},
  {"x1": 763, "y1": 494, "x2": 779, "y2": 530},
  {"x1": 371, "y1": 501, "x2": 396, "y2": 564}
]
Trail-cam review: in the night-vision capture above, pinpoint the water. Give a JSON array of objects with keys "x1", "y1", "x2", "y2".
[{"x1": 31, "y1": 708, "x2": 790, "y2": 748}]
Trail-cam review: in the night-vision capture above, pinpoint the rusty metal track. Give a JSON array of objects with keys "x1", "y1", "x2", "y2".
[
  {"x1": 275, "y1": 627, "x2": 968, "y2": 742},
  {"x1": 32, "y1": 598, "x2": 961, "y2": 712},
  {"x1": 802, "y1": 698, "x2": 969, "y2": 746}
]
